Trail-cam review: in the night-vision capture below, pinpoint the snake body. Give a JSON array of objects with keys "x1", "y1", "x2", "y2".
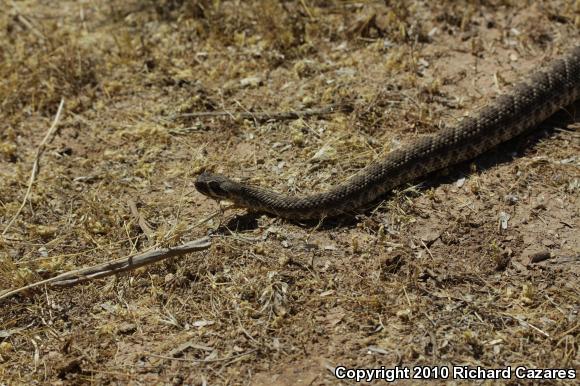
[{"x1": 196, "y1": 47, "x2": 580, "y2": 220}]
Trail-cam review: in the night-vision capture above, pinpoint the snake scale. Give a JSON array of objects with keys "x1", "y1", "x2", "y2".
[{"x1": 196, "y1": 46, "x2": 580, "y2": 220}]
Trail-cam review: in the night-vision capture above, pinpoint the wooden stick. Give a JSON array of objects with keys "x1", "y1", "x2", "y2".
[
  {"x1": 0, "y1": 237, "x2": 211, "y2": 300},
  {"x1": 168, "y1": 104, "x2": 350, "y2": 121}
]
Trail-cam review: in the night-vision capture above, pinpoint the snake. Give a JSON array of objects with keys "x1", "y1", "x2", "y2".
[{"x1": 195, "y1": 46, "x2": 580, "y2": 220}]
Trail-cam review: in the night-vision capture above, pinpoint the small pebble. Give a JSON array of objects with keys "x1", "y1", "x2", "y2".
[{"x1": 529, "y1": 251, "x2": 551, "y2": 264}]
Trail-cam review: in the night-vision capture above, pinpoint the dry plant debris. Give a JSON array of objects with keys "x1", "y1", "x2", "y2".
[{"x1": 0, "y1": 0, "x2": 579, "y2": 384}]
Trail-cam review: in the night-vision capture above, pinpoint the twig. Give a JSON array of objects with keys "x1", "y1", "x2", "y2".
[
  {"x1": 2, "y1": 99, "x2": 65, "y2": 236},
  {"x1": 128, "y1": 199, "x2": 155, "y2": 240},
  {"x1": 420, "y1": 239, "x2": 435, "y2": 260},
  {"x1": 9, "y1": 0, "x2": 46, "y2": 41},
  {"x1": 147, "y1": 349, "x2": 257, "y2": 363},
  {"x1": 504, "y1": 313, "x2": 550, "y2": 338},
  {"x1": 0, "y1": 237, "x2": 211, "y2": 300},
  {"x1": 168, "y1": 104, "x2": 350, "y2": 121},
  {"x1": 52, "y1": 237, "x2": 211, "y2": 286}
]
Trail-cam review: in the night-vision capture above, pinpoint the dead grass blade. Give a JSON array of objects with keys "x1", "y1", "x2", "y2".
[{"x1": 1, "y1": 98, "x2": 65, "y2": 236}]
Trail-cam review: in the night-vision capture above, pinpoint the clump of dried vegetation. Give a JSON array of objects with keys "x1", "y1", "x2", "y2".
[{"x1": 1, "y1": 0, "x2": 579, "y2": 384}]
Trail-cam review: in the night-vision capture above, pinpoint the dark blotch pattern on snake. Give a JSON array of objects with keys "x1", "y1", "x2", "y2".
[{"x1": 196, "y1": 47, "x2": 580, "y2": 220}]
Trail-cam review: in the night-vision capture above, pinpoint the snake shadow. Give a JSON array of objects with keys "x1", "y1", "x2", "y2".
[{"x1": 219, "y1": 102, "x2": 579, "y2": 231}]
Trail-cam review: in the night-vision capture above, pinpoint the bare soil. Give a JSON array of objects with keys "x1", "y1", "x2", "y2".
[{"x1": 1, "y1": 1, "x2": 579, "y2": 384}]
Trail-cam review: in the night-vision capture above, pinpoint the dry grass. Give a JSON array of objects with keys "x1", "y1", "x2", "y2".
[{"x1": 1, "y1": 0, "x2": 579, "y2": 384}]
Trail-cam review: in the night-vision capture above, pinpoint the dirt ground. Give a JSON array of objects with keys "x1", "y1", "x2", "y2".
[{"x1": 1, "y1": 0, "x2": 579, "y2": 384}]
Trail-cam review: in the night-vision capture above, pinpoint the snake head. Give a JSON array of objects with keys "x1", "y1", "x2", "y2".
[{"x1": 195, "y1": 172, "x2": 240, "y2": 201}]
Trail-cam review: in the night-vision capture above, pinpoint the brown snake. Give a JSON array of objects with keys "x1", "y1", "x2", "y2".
[{"x1": 196, "y1": 46, "x2": 580, "y2": 220}]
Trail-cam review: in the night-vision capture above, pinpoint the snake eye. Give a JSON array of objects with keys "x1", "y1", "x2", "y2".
[
  {"x1": 208, "y1": 180, "x2": 227, "y2": 197},
  {"x1": 194, "y1": 180, "x2": 209, "y2": 195}
]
